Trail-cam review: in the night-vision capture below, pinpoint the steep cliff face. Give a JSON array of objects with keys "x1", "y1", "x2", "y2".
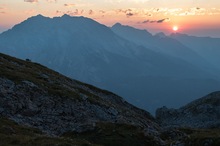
[{"x1": 156, "y1": 91, "x2": 220, "y2": 128}]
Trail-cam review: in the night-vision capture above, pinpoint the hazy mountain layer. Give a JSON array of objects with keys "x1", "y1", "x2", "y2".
[
  {"x1": 111, "y1": 23, "x2": 220, "y2": 76},
  {"x1": 171, "y1": 33, "x2": 220, "y2": 70},
  {"x1": 0, "y1": 15, "x2": 220, "y2": 113}
]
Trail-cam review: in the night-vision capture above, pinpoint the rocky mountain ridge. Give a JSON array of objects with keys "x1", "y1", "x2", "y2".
[{"x1": 156, "y1": 91, "x2": 220, "y2": 129}]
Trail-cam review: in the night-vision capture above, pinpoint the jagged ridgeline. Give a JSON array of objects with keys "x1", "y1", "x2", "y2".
[{"x1": 0, "y1": 53, "x2": 161, "y2": 146}]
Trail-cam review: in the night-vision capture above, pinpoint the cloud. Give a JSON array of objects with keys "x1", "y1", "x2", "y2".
[
  {"x1": 99, "y1": 10, "x2": 105, "y2": 17},
  {"x1": 0, "y1": 5, "x2": 7, "y2": 14},
  {"x1": 99, "y1": 10, "x2": 105, "y2": 14},
  {"x1": 25, "y1": 9, "x2": 36, "y2": 14},
  {"x1": 142, "y1": 18, "x2": 170, "y2": 24},
  {"x1": 126, "y1": 12, "x2": 134, "y2": 17},
  {"x1": 157, "y1": 18, "x2": 170, "y2": 23},
  {"x1": 138, "y1": 7, "x2": 213, "y2": 17},
  {"x1": 69, "y1": 9, "x2": 79, "y2": 15},
  {"x1": 142, "y1": 20, "x2": 149, "y2": 23},
  {"x1": 88, "y1": 9, "x2": 94, "y2": 15},
  {"x1": 24, "y1": 0, "x2": 38, "y2": 3},
  {"x1": 149, "y1": 20, "x2": 156, "y2": 23},
  {"x1": 46, "y1": 0, "x2": 57, "y2": 2},
  {"x1": 56, "y1": 9, "x2": 84, "y2": 16},
  {"x1": 64, "y1": 4, "x2": 75, "y2": 7},
  {"x1": 24, "y1": 0, "x2": 56, "y2": 3},
  {"x1": 56, "y1": 10, "x2": 62, "y2": 14},
  {"x1": 115, "y1": 9, "x2": 122, "y2": 13},
  {"x1": 146, "y1": 13, "x2": 152, "y2": 17},
  {"x1": 64, "y1": 9, "x2": 84, "y2": 16},
  {"x1": 116, "y1": 8, "x2": 137, "y2": 17}
]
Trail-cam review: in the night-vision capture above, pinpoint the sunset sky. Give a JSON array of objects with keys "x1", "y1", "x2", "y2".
[{"x1": 0, "y1": 0, "x2": 220, "y2": 37}]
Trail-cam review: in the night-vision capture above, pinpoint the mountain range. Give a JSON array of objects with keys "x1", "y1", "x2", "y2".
[
  {"x1": 0, "y1": 14, "x2": 220, "y2": 113},
  {"x1": 170, "y1": 33, "x2": 220, "y2": 70},
  {"x1": 112, "y1": 23, "x2": 219, "y2": 74}
]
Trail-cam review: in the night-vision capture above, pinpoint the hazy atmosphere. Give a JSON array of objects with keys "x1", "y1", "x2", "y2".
[{"x1": 0, "y1": 1, "x2": 220, "y2": 145}]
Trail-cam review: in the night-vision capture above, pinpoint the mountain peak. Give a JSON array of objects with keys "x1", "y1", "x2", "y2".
[
  {"x1": 36, "y1": 14, "x2": 45, "y2": 17},
  {"x1": 31, "y1": 14, "x2": 47, "y2": 19},
  {"x1": 170, "y1": 32, "x2": 189, "y2": 37},
  {"x1": 26, "y1": 14, "x2": 48, "y2": 22},
  {"x1": 112, "y1": 23, "x2": 122, "y2": 27},
  {"x1": 111, "y1": 23, "x2": 152, "y2": 38},
  {"x1": 61, "y1": 14, "x2": 72, "y2": 18},
  {"x1": 155, "y1": 32, "x2": 166, "y2": 38}
]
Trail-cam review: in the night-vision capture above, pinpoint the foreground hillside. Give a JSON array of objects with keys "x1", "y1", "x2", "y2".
[
  {"x1": 1, "y1": 53, "x2": 220, "y2": 146},
  {"x1": 0, "y1": 53, "x2": 162, "y2": 145}
]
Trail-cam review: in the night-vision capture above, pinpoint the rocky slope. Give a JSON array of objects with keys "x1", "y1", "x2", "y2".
[
  {"x1": 0, "y1": 53, "x2": 162, "y2": 145},
  {"x1": 156, "y1": 91, "x2": 220, "y2": 128},
  {"x1": 1, "y1": 53, "x2": 220, "y2": 145}
]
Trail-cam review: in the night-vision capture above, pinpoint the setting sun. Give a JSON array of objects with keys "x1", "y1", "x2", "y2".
[{"x1": 173, "y1": 26, "x2": 179, "y2": 31}]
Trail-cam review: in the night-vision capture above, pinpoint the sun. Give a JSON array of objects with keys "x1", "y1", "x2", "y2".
[{"x1": 173, "y1": 26, "x2": 178, "y2": 31}]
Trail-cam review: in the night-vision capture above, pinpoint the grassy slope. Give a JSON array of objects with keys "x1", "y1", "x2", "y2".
[
  {"x1": 181, "y1": 128, "x2": 220, "y2": 146},
  {"x1": 0, "y1": 117, "x2": 99, "y2": 146},
  {"x1": 63, "y1": 122, "x2": 159, "y2": 146}
]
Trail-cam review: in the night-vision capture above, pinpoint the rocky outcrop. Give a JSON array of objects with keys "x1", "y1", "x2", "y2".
[
  {"x1": 156, "y1": 91, "x2": 220, "y2": 128},
  {"x1": 0, "y1": 53, "x2": 160, "y2": 138}
]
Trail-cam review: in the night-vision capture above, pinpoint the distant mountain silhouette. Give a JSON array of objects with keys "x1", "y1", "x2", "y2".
[
  {"x1": 111, "y1": 23, "x2": 220, "y2": 76},
  {"x1": 0, "y1": 15, "x2": 220, "y2": 113},
  {"x1": 171, "y1": 33, "x2": 220, "y2": 70}
]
